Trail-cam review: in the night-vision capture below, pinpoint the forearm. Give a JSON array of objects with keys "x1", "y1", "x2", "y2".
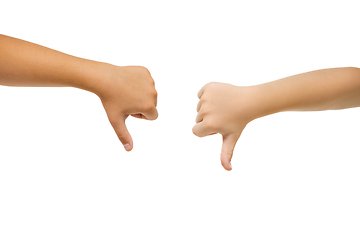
[
  {"x1": 0, "y1": 35, "x2": 158, "y2": 151},
  {"x1": 0, "y1": 34, "x2": 109, "y2": 95},
  {"x1": 193, "y1": 68, "x2": 360, "y2": 171},
  {"x1": 253, "y1": 67, "x2": 360, "y2": 118}
]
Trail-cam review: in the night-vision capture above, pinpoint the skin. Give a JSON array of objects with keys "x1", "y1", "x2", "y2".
[
  {"x1": 193, "y1": 67, "x2": 360, "y2": 171},
  {"x1": 0, "y1": 34, "x2": 158, "y2": 151}
]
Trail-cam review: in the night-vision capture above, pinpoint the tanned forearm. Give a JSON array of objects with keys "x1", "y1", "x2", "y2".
[
  {"x1": 0, "y1": 34, "x2": 109, "y2": 95},
  {"x1": 0, "y1": 34, "x2": 158, "y2": 151}
]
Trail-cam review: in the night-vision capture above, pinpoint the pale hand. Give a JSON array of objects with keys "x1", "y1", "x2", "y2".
[{"x1": 193, "y1": 83, "x2": 258, "y2": 171}]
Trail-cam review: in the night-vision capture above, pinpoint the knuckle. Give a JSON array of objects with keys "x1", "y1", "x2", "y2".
[
  {"x1": 146, "y1": 76, "x2": 155, "y2": 85},
  {"x1": 192, "y1": 126, "x2": 200, "y2": 136},
  {"x1": 153, "y1": 113, "x2": 159, "y2": 120},
  {"x1": 203, "y1": 119, "x2": 214, "y2": 130},
  {"x1": 138, "y1": 66, "x2": 150, "y2": 74},
  {"x1": 204, "y1": 82, "x2": 217, "y2": 90},
  {"x1": 152, "y1": 89, "x2": 158, "y2": 98},
  {"x1": 148, "y1": 109, "x2": 159, "y2": 120},
  {"x1": 199, "y1": 110, "x2": 207, "y2": 117},
  {"x1": 199, "y1": 106, "x2": 210, "y2": 116},
  {"x1": 198, "y1": 98, "x2": 207, "y2": 107},
  {"x1": 224, "y1": 148, "x2": 234, "y2": 156},
  {"x1": 143, "y1": 102, "x2": 156, "y2": 111},
  {"x1": 116, "y1": 132, "x2": 129, "y2": 142}
]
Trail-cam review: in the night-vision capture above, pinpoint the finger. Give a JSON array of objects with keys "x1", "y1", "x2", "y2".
[
  {"x1": 197, "y1": 85, "x2": 206, "y2": 99},
  {"x1": 196, "y1": 100, "x2": 202, "y2": 112},
  {"x1": 113, "y1": 119, "x2": 134, "y2": 151},
  {"x1": 153, "y1": 89, "x2": 158, "y2": 107},
  {"x1": 192, "y1": 122, "x2": 216, "y2": 137},
  {"x1": 220, "y1": 134, "x2": 240, "y2": 171},
  {"x1": 195, "y1": 112, "x2": 203, "y2": 123},
  {"x1": 130, "y1": 113, "x2": 146, "y2": 119},
  {"x1": 142, "y1": 107, "x2": 158, "y2": 120},
  {"x1": 143, "y1": 67, "x2": 155, "y2": 86}
]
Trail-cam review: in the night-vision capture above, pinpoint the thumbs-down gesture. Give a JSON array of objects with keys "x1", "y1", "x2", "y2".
[
  {"x1": 99, "y1": 66, "x2": 158, "y2": 151},
  {"x1": 193, "y1": 83, "x2": 259, "y2": 171}
]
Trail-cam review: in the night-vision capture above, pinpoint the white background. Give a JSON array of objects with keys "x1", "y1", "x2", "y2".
[{"x1": 1, "y1": 0, "x2": 360, "y2": 239}]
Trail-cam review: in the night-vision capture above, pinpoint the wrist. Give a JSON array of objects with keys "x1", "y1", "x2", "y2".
[
  {"x1": 68, "y1": 58, "x2": 114, "y2": 98},
  {"x1": 245, "y1": 83, "x2": 283, "y2": 120},
  {"x1": 230, "y1": 85, "x2": 271, "y2": 124}
]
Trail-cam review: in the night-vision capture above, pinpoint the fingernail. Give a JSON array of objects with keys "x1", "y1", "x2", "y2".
[
  {"x1": 229, "y1": 162, "x2": 232, "y2": 169},
  {"x1": 123, "y1": 143, "x2": 131, "y2": 151}
]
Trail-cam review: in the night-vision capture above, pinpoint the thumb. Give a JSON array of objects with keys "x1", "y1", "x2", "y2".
[
  {"x1": 113, "y1": 119, "x2": 133, "y2": 151},
  {"x1": 221, "y1": 134, "x2": 240, "y2": 171}
]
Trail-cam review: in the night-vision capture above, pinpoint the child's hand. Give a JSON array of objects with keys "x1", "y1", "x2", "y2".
[
  {"x1": 0, "y1": 35, "x2": 159, "y2": 152},
  {"x1": 193, "y1": 82, "x2": 258, "y2": 170},
  {"x1": 99, "y1": 65, "x2": 158, "y2": 151}
]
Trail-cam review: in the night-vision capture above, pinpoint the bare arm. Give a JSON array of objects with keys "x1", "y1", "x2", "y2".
[
  {"x1": 0, "y1": 34, "x2": 158, "y2": 151},
  {"x1": 0, "y1": 34, "x2": 107, "y2": 91},
  {"x1": 255, "y1": 67, "x2": 360, "y2": 115},
  {"x1": 193, "y1": 67, "x2": 360, "y2": 170}
]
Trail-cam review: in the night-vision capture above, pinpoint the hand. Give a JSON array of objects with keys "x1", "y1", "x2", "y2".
[
  {"x1": 98, "y1": 65, "x2": 158, "y2": 151},
  {"x1": 193, "y1": 82, "x2": 259, "y2": 170}
]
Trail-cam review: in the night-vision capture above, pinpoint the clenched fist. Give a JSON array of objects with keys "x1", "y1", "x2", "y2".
[
  {"x1": 0, "y1": 35, "x2": 158, "y2": 152},
  {"x1": 98, "y1": 65, "x2": 158, "y2": 151},
  {"x1": 193, "y1": 83, "x2": 259, "y2": 171}
]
